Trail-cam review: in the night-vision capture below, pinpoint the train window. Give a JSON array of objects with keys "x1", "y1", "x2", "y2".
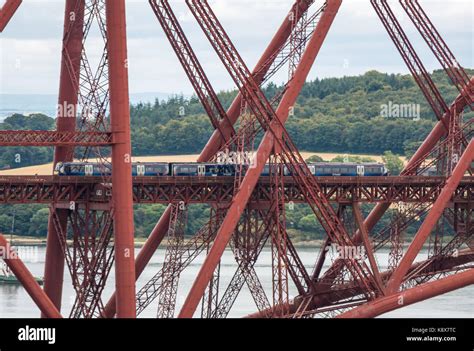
[
  {"x1": 85, "y1": 165, "x2": 93, "y2": 176},
  {"x1": 198, "y1": 165, "x2": 206, "y2": 176},
  {"x1": 137, "y1": 165, "x2": 145, "y2": 176}
]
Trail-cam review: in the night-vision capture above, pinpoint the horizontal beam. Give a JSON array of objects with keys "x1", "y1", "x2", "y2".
[
  {"x1": 0, "y1": 131, "x2": 113, "y2": 147},
  {"x1": 0, "y1": 176, "x2": 471, "y2": 205}
]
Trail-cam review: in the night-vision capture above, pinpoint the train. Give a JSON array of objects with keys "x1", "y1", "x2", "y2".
[{"x1": 55, "y1": 162, "x2": 389, "y2": 177}]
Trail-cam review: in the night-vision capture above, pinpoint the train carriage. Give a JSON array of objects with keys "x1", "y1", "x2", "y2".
[
  {"x1": 171, "y1": 163, "x2": 236, "y2": 177},
  {"x1": 133, "y1": 163, "x2": 169, "y2": 176},
  {"x1": 55, "y1": 162, "x2": 112, "y2": 176},
  {"x1": 56, "y1": 161, "x2": 389, "y2": 177}
]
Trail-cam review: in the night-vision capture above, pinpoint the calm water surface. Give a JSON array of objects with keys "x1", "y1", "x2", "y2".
[{"x1": 0, "y1": 246, "x2": 472, "y2": 318}]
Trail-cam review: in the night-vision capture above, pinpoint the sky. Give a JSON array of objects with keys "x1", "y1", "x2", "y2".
[{"x1": 0, "y1": 0, "x2": 472, "y2": 96}]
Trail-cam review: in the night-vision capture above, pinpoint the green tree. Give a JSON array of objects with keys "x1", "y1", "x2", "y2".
[
  {"x1": 298, "y1": 215, "x2": 318, "y2": 232},
  {"x1": 28, "y1": 208, "x2": 50, "y2": 237},
  {"x1": 382, "y1": 151, "x2": 404, "y2": 175},
  {"x1": 306, "y1": 155, "x2": 325, "y2": 162},
  {"x1": 403, "y1": 140, "x2": 422, "y2": 159},
  {"x1": 331, "y1": 155, "x2": 376, "y2": 163}
]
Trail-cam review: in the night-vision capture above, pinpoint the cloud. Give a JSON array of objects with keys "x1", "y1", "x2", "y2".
[{"x1": 0, "y1": 0, "x2": 472, "y2": 95}]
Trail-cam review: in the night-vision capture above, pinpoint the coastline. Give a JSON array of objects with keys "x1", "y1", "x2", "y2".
[
  {"x1": 6, "y1": 235, "x2": 326, "y2": 249},
  {"x1": 5, "y1": 235, "x2": 441, "y2": 250}
]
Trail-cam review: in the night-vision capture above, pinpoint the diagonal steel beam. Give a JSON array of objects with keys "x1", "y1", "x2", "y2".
[
  {"x1": 372, "y1": 0, "x2": 449, "y2": 124},
  {"x1": 178, "y1": 0, "x2": 344, "y2": 318},
  {"x1": 149, "y1": 0, "x2": 235, "y2": 141},
  {"x1": 358, "y1": 81, "x2": 473, "y2": 241},
  {"x1": 352, "y1": 202, "x2": 385, "y2": 294},
  {"x1": 102, "y1": 0, "x2": 321, "y2": 318},
  {"x1": 0, "y1": 234, "x2": 62, "y2": 318},
  {"x1": 0, "y1": 0, "x2": 21, "y2": 32},
  {"x1": 387, "y1": 139, "x2": 474, "y2": 292},
  {"x1": 400, "y1": 0, "x2": 474, "y2": 110},
  {"x1": 338, "y1": 268, "x2": 474, "y2": 318}
]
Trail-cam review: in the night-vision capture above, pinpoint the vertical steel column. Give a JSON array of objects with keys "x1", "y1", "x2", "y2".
[
  {"x1": 43, "y1": 0, "x2": 84, "y2": 316},
  {"x1": 102, "y1": 0, "x2": 315, "y2": 318},
  {"x1": 178, "y1": 0, "x2": 342, "y2": 318},
  {"x1": 106, "y1": 0, "x2": 137, "y2": 318}
]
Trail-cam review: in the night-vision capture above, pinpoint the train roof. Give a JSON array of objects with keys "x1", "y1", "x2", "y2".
[{"x1": 307, "y1": 162, "x2": 385, "y2": 166}]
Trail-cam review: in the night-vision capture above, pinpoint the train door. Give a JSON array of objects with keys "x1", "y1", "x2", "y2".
[
  {"x1": 357, "y1": 165, "x2": 365, "y2": 176},
  {"x1": 198, "y1": 165, "x2": 206, "y2": 177},
  {"x1": 137, "y1": 165, "x2": 146, "y2": 176},
  {"x1": 309, "y1": 165, "x2": 316, "y2": 175},
  {"x1": 85, "y1": 164, "x2": 94, "y2": 176}
]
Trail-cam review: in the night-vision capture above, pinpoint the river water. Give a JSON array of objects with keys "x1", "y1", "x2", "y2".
[{"x1": 0, "y1": 246, "x2": 472, "y2": 318}]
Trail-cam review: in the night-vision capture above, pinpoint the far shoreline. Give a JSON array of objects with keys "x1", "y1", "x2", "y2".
[
  {"x1": 5, "y1": 235, "x2": 326, "y2": 249},
  {"x1": 5, "y1": 235, "x2": 441, "y2": 250}
]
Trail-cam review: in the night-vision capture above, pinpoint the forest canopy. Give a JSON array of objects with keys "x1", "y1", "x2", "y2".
[{"x1": 0, "y1": 69, "x2": 471, "y2": 240}]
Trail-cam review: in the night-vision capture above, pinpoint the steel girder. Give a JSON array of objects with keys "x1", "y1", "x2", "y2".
[
  {"x1": 0, "y1": 234, "x2": 62, "y2": 318},
  {"x1": 0, "y1": 176, "x2": 471, "y2": 205},
  {"x1": 0, "y1": 0, "x2": 21, "y2": 32},
  {"x1": 102, "y1": 0, "x2": 328, "y2": 318},
  {"x1": 0, "y1": 131, "x2": 112, "y2": 147}
]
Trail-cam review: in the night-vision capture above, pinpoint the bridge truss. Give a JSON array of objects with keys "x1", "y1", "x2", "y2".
[{"x1": 0, "y1": 0, "x2": 472, "y2": 319}]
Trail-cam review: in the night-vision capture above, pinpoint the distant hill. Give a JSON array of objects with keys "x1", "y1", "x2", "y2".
[
  {"x1": 0, "y1": 69, "x2": 472, "y2": 170},
  {"x1": 0, "y1": 92, "x2": 182, "y2": 121},
  {"x1": 2, "y1": 69, "x2": 471, "y2": 240},
  {"x1": 128, "y1": 69, "x2": 473, "y2": 157}
]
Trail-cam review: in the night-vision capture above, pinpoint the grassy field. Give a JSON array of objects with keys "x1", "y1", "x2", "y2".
[{"x1": 0, "y1": 152, "x2": 393, "y2": 176}]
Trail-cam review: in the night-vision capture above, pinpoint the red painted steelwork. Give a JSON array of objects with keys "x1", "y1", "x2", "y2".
[
  {"x1": 102, "y1": 0, "x2": 320, "y2": 318},
  {"x1": 360, "y1": 79, "x2": 473, "y2": 237},
  {"x1": 0, "y1": 234, "x2": 62, "y2": 318},
  {"x1": 178, "y1": 0, "x2": 343, "y2": 318},
  {"x1": 106, "y1": 0, "x2": 137, "y2": 318},
  {"x1": 0, "y1": 0, "x2": 21, "y2": 32},
  {"x1": 1, "y1": 0, "x2": 472, "y2": 319},
  {"x1": 338, "y1": 268, "x2": 474, "y2": 319},
  {"x1": 149, "y1": 0, "x2": 235, "y2": 141},
  {"x1": 43, "y1": 0, "x2": 85, "y2": 316},
  {"x1": 387, "y1": 139, "x2": 474, "y2": 292},
  {"x1": 400, "y1": 0, "x2": 473, "y2": 110},
  {"x1": 0, "y1": 176, "x2": 471, "y2": 205},
  {"x1": 0, "y1": 131, "x2": 112, "y2": 147}
]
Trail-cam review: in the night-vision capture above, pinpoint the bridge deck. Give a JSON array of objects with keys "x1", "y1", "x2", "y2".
[{"x1": 0, "y1": 175, "x2": 472, "y2": 206}]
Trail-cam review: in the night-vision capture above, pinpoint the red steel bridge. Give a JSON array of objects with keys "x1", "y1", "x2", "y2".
[{"x1": 0, "y1": 0, "x2": 472, "y2": 319}]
